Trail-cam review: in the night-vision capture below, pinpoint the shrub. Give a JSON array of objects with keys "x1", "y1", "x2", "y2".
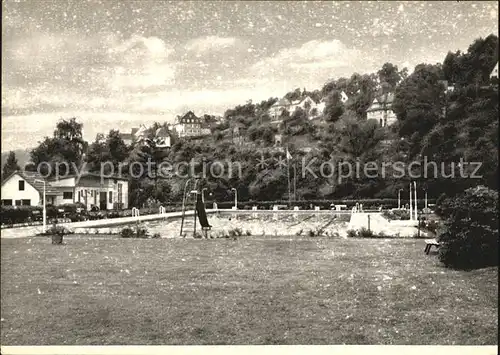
[
  {"x1": 346, "y1": 229, "x2": 357, "y2": 238},
  {"x1": 358, "y1": 227, "x2": 375, "y2": 239},
  {"x1": 436, "y1": 186, "x2": 498, "y2": 270},
  {"x1": 245, "y1": 230, "x2": 252, "y2": 236},
  {"x1": 193, "y1": 232, "x2": 203, "y2": 239},
  {"x1": 295, "y1": 229, "x2": 303, "y2": 236},
  {"x1": 120, "y1": 227, "x2": 135, "y2": 238},
  {"x1": 382, "y1": 209, "x2": 410, "y2": 220},
  {"x1": 120, "y1": 225, "x2": 150, "y2": 239},
  {"x1": 152, "y1": 233, "x2": 161, "y2": 239},
  {"x1": 42, "y1": 224, "x2": 73, "y2": 244}
]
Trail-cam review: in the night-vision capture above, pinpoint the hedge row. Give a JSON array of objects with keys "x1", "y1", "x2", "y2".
[{"x1": 210, "y1": 199, "x2": 436, "y2": 210}]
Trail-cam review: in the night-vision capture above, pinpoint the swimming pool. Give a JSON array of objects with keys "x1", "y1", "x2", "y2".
[{"x1": 72, "y1": 212, "x2": 352, "y2": 238}]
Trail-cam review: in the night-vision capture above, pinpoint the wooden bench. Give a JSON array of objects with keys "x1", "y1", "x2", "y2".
[{"x1": 424, "y1": 239, "x2": 440, "y2": 255}]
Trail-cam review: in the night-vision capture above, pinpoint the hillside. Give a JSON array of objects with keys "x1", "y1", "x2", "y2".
[{"x1": 1, "y1": 149, "x2": 31, "y2": 170}]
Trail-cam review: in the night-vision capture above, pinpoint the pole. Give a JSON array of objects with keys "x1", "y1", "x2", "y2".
[
  {"x1": 409, "y1": 183, "x2": 413, "y2": 221},
  {"x1": 42, "y1": 182, "x2": 46, "y2": 234},
  {"x1": 193, "y1": 192, "x2": 197, "y2": 237},
  {"x1": 425, "y1": 191, "x2": 428, "y2": 210},
  {"x1": 398, "y1": 190, "x2": 401, "y2": 209},
  {"x1": 235, "y1": 190, "x2": 238, "y2": 209},
  {"x1": 293, "y1": 161, "x2": 297, "y2": 201},
  {"x1": 287, "y1": 147, "x2": 291, "y2": 207},
  {"x1": 414, "y1": 181, "x2": 417, "y2": 221}
]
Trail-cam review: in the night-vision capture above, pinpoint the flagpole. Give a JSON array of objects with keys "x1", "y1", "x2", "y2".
[
  {"x1": 286, "y1": 145, "x2": 291, "y2": 207},
  {"x1": 293, "y1": 160, "x2": 297, "y2": 201}
]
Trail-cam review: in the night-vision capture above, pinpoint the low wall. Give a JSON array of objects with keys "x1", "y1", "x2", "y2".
[{"x1": 347, "y1": 212, "x2": 421, "y2": 237}]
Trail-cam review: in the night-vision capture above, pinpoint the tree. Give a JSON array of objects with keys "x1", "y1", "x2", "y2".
[
  {"x1": 86, "y1": 130, "x2": 130, "y2": 173},
  {"x1": 323, "y1": 91, "x2": 344, "y2": 123},
  {"x1": 377, "y1": 62, "x2": 405, "y2": 91},
  {"x1": 30, "y1": 117, "x2": 87, "y2": 176},
  {"x1": 392, "y1": 63, "x2": 445, "y2": 158},
  {"x1": 2, "y1": 151, "x2": 21, "y2": 178},
  {"x1": 436, "y1": 186, "x2": 498, "y2": 270}
]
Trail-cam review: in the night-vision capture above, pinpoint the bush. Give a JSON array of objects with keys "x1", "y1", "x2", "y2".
[
  {"x1": 358, "y1": 227, "x2": 375, "y2": 238},
  {"x1": 346, "y1": 229, "x2": 357, "y2": 238},
  {"x1": 120, "y1": 225, "x2": 150, "y2": 239},
  {"x1": 436, "y1": 186, "x2": 498, "y2": 270},
  {"x1": 40, "y1": 224, "x2": 73, "y2": 244},
  {"x1": 382, "y1": 209, "x2": 410, "y2": 220},
  {"x1": 346, "y1": 228, "x2": 392, "y2": 239},
  {"x1": 0, "y1": 206, "x2": 43, "y2": 225},
  {"x1": 120, "y1": 227, "x2": 135, "y2": 238}
]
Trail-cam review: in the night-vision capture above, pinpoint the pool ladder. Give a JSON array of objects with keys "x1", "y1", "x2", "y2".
[{"x1": 179, "y1": 178, "x2": 200, "y2": 237}]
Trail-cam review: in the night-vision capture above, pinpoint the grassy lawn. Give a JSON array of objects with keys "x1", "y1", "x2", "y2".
[{"x1": 1, "y1": 235, "x2": 497, "y2": 345}]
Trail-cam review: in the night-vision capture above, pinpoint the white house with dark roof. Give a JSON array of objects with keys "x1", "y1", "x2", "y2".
[
  {"x1": 1, "y1": 171, "x2": 129, "y2": 210},
  {"x1": 119, "y1": 125, "x2": 148, "y2": 146},
  {"x1": 269, "y1": 95, "x2": 324, "y2": 119},
  {"x1": 366, "y1": 92, "x2": 397, "y2": 127},
  {"x1": 173, "y1": 111, "x2": 211, "y2": 138},
  {"x1": 1, "y1": 171, "x2": 62, "y2": 207}
]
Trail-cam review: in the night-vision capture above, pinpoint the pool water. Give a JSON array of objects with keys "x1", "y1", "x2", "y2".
[{"x1": 72, "y1": 213, "x2": 352, "y2": 238}]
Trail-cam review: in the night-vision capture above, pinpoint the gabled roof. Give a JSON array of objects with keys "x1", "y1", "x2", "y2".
[
  {"x1": 366, "y1": 92, "x2": 395, "y2": 112},
  {"x1": 1, "y1": 170, "x2": 62, "y2": 195},
  {"x1": 178, "y1": 111, "x2": 201, "y2": 123},
  {"x1": 135, "y1": 125, "x2": 148, "y2": 137},
  {"x1": 52, "y1": 172, "x2": 129, "y2": 182},
  {"x1": 155, "y1": 127, "x2": 171, "y2": 137},
  {"x1": 490, "y1": 61, "x2": 498, "y2": 77},
  {"x1": 272, "y1": 98, "x2": 291, "y2": 107}
]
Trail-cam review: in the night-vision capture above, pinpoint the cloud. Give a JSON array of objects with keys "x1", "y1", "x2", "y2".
[
  {"x1": 245, "y1": 39, "x2": 374, "y2": 90},
  {"x1": 184, "y1": 36, "x2": 239, "y2": 54}
]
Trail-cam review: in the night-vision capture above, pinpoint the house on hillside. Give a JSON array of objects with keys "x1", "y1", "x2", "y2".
[
  {"x1": 490, "y1": 62, "x2": 498, "y2": 85},
  {"x1": 366, "y1": 92, "x2": 397, "y2": 127},
  {"x1": 490, "y1": 62, "x2": 498, "y2": 79},
  {"x1": 1, "y1": 171, "x2": 62, "y2": 207},
  {"x1": 438, "y1": 80, "x2": 455, "y2": 94},
  {"x1": 340, "y1": 91, "x2": 349, "y2": 103},
  {"x1": 119, "y1": 125, "x2": 147, "y2": 146},
  {"x1": 313, "y1": 97, "x2": 327, "y2": 119},
  {"x1": 269, "y1": 98, "x2": 292, "y2": 118},
  {"x1": 1, "y1": 171, "x2": 129, "y2": 210},
  {"x1": 173, "y1": 111, "x2": 211, "y2": 138},
  {"x1": 269, "y1": 95, "x2": 322, "y2": 119},
  {"x1": 153, "y1": 127, "x2": 172, "y2": 148}
]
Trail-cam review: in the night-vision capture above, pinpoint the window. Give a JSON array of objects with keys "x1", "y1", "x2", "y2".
[
  {"x1": 15, "y1": 200, "x2": 22, "y2": 206},
  {"x1": 21, "y1": 199, "x2": 31, "y2": 206},
  {"x1": 19, "y1": 180, "x2": 25, "y2": 191},
  {"x1": 118, "y1": 184, "x2": 123, "y2": 204},
  {"x1": 109, "y1": 191, "x2": 113, "y2": 203},
  {"x1": 63, "y1": 191, "x2": 73, "y2": 200},
  {"x1": 1, "y1": 199, "x2": 13, "y2": 206}
]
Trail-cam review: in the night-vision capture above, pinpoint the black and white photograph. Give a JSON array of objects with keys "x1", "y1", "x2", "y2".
[{"x1": 0, "y1": 0, "x2": 498, "y2": 353}]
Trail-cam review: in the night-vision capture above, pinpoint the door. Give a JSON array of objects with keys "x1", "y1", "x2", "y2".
[{"x1": 100, "y1": 192, "x2": 107, "y2": 210}]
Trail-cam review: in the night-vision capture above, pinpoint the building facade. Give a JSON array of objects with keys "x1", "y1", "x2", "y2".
[
  {"x1": 366, "y1": 92, "x2": 397, "y2": 127},
  {"x1": 1, "y1": 171, "x2": 61, "y2": 207},
  {"x1": 1, "y1": 171, "x2": 129, "y2": 210},
  {"x1": 269, "y1": 95, "x2": 325, "y2": 120},
  {"x1": 173, "y1": 111, "x2": 211, "y2": 138}
]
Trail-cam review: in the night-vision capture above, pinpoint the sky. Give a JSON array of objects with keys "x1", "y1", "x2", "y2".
[{"x1": 1, "y1": 0, "x2": 498, "y2": 151}]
